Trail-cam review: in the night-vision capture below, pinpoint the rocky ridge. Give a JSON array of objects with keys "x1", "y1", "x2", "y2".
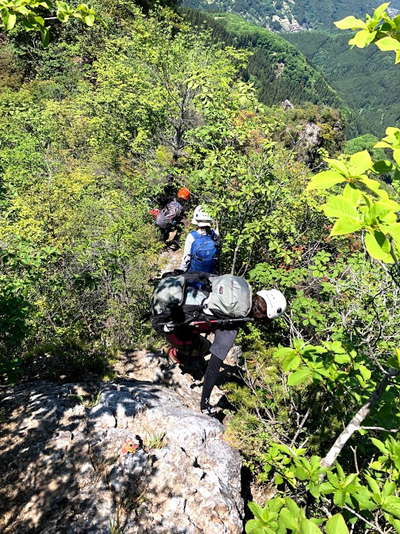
[{"x1": 0, "y1": 349, "x2": 244, "y2": 533}]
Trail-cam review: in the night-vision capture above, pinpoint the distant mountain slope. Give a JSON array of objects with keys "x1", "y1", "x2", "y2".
[
  {"x1": 183, "y1": 0, "x2": 400, "y2": 32},
  {"x1": 284, "y1": 31, "x2": 400, "y2": 136},
  {"x1": 185, "y1": 10, "x2": 344, "y2": 109}
]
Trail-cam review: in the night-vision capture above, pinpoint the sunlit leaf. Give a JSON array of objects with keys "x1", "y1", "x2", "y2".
[
  {"x1": 307, "y1": 171, "x2": 346, "y2": 191},
  {"x1": 330, "y1": 217, "x2": 363, "y2": 236},
  {"x1": 326, "y1": 513, "x2": 349, "y2": 534},
  {"x1": 349, "y1": 151, "x2": 373, "y2": 175},
  {"x1": 376, "y1": 36, "x2": 400, "y2": 51},
  {"x1": 365, "y1": 231, "x2": 394, "y2": 263},
  {"x1": 335, "y1": 16, "x2": 366, "y2": 30},
  {"x1": 349, "y1": 30, "x2": 376, "y2": 48},
  {"x1": 288, "y1": 368, "x2": 313, "y2": 386}
]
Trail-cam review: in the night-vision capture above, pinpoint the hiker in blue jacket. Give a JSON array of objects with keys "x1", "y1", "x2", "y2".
[{"x1": 180, "y1": 206, "x2": 219, "y2": 273}]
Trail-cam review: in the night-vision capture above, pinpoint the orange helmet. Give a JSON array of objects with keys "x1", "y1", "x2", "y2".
[{"x1": 177, "y1": 187, "x2": 190, "y2": 200}]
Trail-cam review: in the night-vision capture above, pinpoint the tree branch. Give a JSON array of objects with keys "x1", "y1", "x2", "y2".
[
  {"x1": 321, "y1": 370, "x2": 399, "y2": 469},
  {"x1": 343, "y1": 505, "x2": 385, "y2": 534}
]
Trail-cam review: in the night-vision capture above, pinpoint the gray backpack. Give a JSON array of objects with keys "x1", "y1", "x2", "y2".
[{"x1": 204, "y1": 275, "x2": 252, "y2": 318}]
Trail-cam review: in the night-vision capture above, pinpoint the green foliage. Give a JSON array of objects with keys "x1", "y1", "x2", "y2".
[
  {"x1": 344, "y1": 134, "x2": 383, "y2": 158},
  {"x1": 0, "y1": 0, "x2": 96, "y2": 44},
  {"x1": 185, "y1": 10, "x2": 344, "y2": 111},
  {"x1": 246, "y1": 497, "x2": 326, "y2": 534},
  {"x1": 2, "y1": 3, "x2": 400, "y2": 534},
  {"x1": 3, "y1": 6, "x2": 256, "y2": 379},
  {"x1": 308, "y1": 143, "x2": 400, "y2": 263},
  {"x1": 335, "y1": 3, "x2": 400, "y2": 63}
]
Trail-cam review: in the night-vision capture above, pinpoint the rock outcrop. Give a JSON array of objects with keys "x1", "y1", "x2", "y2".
[{"x1": 0, "y1": 351, "x2": 243, "y2": 533}]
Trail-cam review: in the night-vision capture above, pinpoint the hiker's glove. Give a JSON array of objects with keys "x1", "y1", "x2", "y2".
[{"x1": 163, "y1": 322, "x2": 175, "y2": 333}]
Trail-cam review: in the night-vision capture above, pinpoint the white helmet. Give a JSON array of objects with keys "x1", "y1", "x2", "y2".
[
  {"x1": 191, "y1": 205, "x2": 213, "y2": 227},
  {"x1": 257, "y1": 289, "x2": 287, "y2": 319}
]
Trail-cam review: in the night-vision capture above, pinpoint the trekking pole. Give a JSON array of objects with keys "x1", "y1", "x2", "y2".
[{"x1": 189, "y1": 317, "x2": 254, "y2": 327}]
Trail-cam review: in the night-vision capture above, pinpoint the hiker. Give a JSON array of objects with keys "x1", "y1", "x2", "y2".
[
  {"x1": 151, "y1": 272, "x2": 287, "y2": 415},
  {"x1": 180, "y1": 206, "x2": 219, "y2": 274},
  {"x1": 154, "y1": 187, "x2": 191, "y2": 249}
]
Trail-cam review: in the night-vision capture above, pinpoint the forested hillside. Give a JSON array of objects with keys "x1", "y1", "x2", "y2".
[
  {"x1": 182, "y1": 0, "x2": 400, "y2": 31},
  {"x1": 185, "y1": 10, "x2": 345, "y2": 109},
  {"x1": 2, "y1": 1, "x2": 400, "y2": 533},
  {"x1": 285, "y1": 30, "x2": 400, "y2": 137}
]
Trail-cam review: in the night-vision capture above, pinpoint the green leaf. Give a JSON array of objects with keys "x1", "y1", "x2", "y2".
[
  {"x1": 359, "y1": 176, "x2": 382, "y2": 193},
  {"x1": 376, "y1": 37, "x2": 400, "y2": 51},
  {"x1": 373, "y1": 159, "x2": 394, "y2": 174},
  {"x1": 280, "y1": 508, "x2": 298, "y2": 530},
  {"x1": 275, "y1": 347, "x2": 296, "y2": 359},
  {"x1": 288, "y1": 368, "x2": 312, "y2": 386},
  {"x1": 365, "y1": 231, "x2": 394, "y2": 263},
  {"x1": 325, "y1": 158, "x2": 349, "y2": 175},
  {"x1": 282, "y1": 352, "x2": 301, "y2": 372},
  {"x1": 342, "y1": 184, "x2": 362, "y2": 205},
  {"x1": 383, "y1": 481, "x2": 396, "y2": 497},
  {"x1": 383, "y1": 496, "x2": 400, "y2": 518},
  {"x1": 373, "y1": 3, "x2": 390, "y2": 21},
  {"x1": 3, "y1": 12, "x2": 17, "y2": 30},
  {"x1": 248, "y1": 501, "x2": 264, "y2": 522},
  {"x1": 358, "y1": 365, "x2": 371, "y2": 381},
  {"x1": 349, "y1": 151, "x2": 373, "y2": 174},
  {"x1": 365, "y1": 475, "x2": 380, "y2": 496},
  {"x1": 83, "y1": 13, "x2": 95, "y2": 26},
  {"x1": 40, "y1": 26, "x2": 50, "y2": 47},
  {"x1": 326, "y1": 513, "x2": 349, "y2": 534},
  {"x1": 371, "y1": 437, "x2": 388, "y2": 455},
  {"x1": 394, "y1": 148, "x2": 400, "y2": 166},
  {"x1": 349, "y1": 30, "x2": 376, "y2": 48},
  {"x1": 333, "y1": 490, "x2": 346, "y2": 507},
  {"x1": 335, "y1": 16, "x2": 366, "y2": 30},
  {"x1": 245, "y1": 518, "x2": 268, "y2": 534},
  {"x1": 386, "y1": 515, "x2": 400, "y2": 534},
  {"x1": 299, "y1": 518, "x2": 322, "y2": 534},
  {"x1": 323, "y1": 196, "x2": 360, "y2": 219},
  {"x1": 307, "y1": 171, "x2": 346, "y2": 191},
  {"x1": 334, "y1": 353, "x2": 351, "y2": 364},
  {"x1": 330, "y1": 217, "x2": 363, "y2": 236},
  {"x1": 354, "y1": 486, "x2": 377, "y2": 511},
  {"x1": 284, "y1": 498, "x2": 301, "y2": 516}
]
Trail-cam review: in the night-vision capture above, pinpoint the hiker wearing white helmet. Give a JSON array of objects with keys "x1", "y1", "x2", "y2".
[
  {"x1": 198, "y1": 287, "x2": 287, "y2": 415},
  {"x1": 180, "y1": 205, "x2": 219, "y2": 273},
  {"x1": 151, "y1": 270, "x2": 287, "y2": 416}
]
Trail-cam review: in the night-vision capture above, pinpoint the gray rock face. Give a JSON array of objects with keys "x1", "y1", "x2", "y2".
[{"x1": 0, "y1": 354, "x2": 243, "y2": 533}]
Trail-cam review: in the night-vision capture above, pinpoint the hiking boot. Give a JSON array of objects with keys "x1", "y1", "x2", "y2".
[
  {"x1": 167, "y1": 240, "x2": 180, "y2": 251},
  {"x1": 200, "y1": 402, "x2": 220, "y2": 418}
]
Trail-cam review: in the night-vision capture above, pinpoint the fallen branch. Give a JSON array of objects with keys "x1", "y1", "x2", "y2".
[{"x1": 321, "y1": 370, "x2": 399, "y2": 469}]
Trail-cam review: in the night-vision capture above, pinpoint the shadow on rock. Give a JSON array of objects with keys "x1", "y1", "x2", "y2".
[{"x1": 0, "y1": 376, "x2": 243, "y2": 533}]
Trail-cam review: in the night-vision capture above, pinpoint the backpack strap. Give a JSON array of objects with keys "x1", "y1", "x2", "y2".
[{"x1": 182, "y1": 271, "x2": 212, "y2": 286}]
